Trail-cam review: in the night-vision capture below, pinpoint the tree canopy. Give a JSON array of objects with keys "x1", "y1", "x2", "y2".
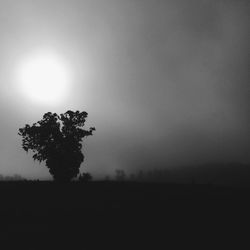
[{"x1": 18, "y1": 110, "x2": 95, "y2": 181}]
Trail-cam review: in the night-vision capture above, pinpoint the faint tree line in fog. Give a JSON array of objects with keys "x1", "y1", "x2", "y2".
[
  {"x1": 112, "y1": 163, "x2": 250, "y2": 187},
  {"x1": 0, "y1": 174, "x2": 26, "y2": 181},
  {"x1": 114, "y1": 169, "x2": 173, "y2": 182}
]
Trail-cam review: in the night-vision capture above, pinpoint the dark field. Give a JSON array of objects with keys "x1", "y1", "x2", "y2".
[{"x1": 0, "y1": 181, "x2": 249, "y2": 249}]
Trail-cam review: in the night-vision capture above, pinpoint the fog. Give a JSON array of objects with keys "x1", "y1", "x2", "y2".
[{"x1": 0, "y1": 0, "x2": 249, "y2": 179}]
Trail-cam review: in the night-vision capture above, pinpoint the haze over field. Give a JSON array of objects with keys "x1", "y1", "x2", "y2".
[{"x1": 0, "y1": 0, "x2": 249, "y2": 179}]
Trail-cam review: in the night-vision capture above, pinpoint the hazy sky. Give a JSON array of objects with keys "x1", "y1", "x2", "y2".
[{"x1": 0, "y1": 0, "x2": 249, "y2": 179}]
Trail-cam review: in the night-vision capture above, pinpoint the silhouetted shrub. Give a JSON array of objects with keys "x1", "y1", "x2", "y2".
[
  {"x1": 78, "y1": 172, "x2": 93, "y2": 182},
  {"x1": 115, "y1": 169, "x2": 126, "y2": 181}
]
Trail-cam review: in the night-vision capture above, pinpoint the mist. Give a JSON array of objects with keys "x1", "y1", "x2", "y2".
[{"x1": 0, "y1": 0, "x2": 249, "y2": 179}]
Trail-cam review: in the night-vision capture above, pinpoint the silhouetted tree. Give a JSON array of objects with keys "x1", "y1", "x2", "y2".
[{"x1": 18, "y1": 110, "x2": 95, "y2": 182}]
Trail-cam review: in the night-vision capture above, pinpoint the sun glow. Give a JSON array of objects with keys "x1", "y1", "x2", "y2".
[{"x1": 16, "y1": 51, "x2": 71, "y2": 105}]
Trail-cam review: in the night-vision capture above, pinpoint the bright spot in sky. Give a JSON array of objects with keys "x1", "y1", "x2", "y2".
[{"x1": 16, "y1": 51, "x2": 71, "y2": 106}]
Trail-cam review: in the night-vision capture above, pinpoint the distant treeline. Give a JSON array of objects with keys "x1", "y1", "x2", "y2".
[
  {"x1": 0, "y1": 172, "x2": 93, "y2": 182},
  {"x1": 0, "y1": 174, "x2": 26, "y2": 181},
  {"x1": 113, "y1": 163, "x2": 250, "y2": 187}
]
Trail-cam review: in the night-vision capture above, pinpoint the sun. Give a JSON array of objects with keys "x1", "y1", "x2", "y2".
[{"x1": 16, "y1": 51, "x2": 71, "y2": 106}]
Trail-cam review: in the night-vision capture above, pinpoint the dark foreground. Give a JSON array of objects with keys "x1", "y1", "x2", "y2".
[{"x1": 0, "y1": 181, "x2": 249, "y2": 249}]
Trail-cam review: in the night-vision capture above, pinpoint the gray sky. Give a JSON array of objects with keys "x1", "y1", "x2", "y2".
[{"x1": 0, "y1": 0, "x2": 249, "y2": 179}]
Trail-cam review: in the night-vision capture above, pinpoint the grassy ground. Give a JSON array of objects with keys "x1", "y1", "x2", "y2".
[{"x1": 0, "y1": 181, "x2": 249, "y2": 249}]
